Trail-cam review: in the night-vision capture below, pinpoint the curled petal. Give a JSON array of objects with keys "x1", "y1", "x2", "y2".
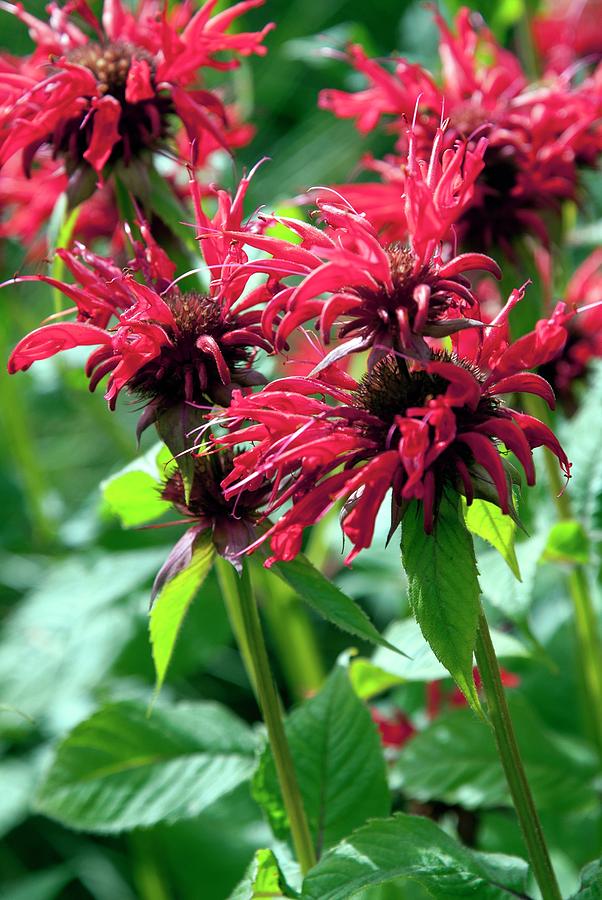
[{"x1": 8, "y1": 322, "x2": 112, "y2": 372}]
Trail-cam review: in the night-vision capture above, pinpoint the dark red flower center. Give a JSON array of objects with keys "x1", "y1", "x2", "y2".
[
  {"x1": 68, "y1": 41, "x2": 156, "y2": 98},
  {"x1": 130, "y1": 291, "x2": 252, "y2": 405},
  {"x1": 161, "y1": 452, "x2": 266, "y2": 522}
]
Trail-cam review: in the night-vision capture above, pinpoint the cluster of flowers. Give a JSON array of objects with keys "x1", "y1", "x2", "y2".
[{"x1": 4, "y1": 2, "x2": 601, "y2": 577}]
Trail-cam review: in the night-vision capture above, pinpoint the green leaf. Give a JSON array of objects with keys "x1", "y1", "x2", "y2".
[
  {"x1": 401, "y1": 494, "x2": 481, "y2": 711},
  {"x1": 156, "y1": 404, "x2": 204, "y2": 504},
  {"x1": 147, "y1": 164, "x2": 200, "y2": 256},
  {"x1": 101, "y1": 442, "x2": 172, "y2": 527},
  {"x1": 371, "y1": 618, "x2": 528, "y2": 684},
  {"x1": 569, "y1": 860, "x2": 602, "y2": 898},
  {"x1": 301, "y1": 813, "x2": 529, "y2": 899},
  {"x1": 477, "y1": 531, "x2": 548, "y2": 622},
  {"x1": 562, "y1": 361, "x2": 602, "y2": 528},
  {"x1": 35, "y1": 699, "x2": 259, "y2": 832},
  {"x1": 0, "y1": 551, "x2": 164, "y2": 729},
  {"x1": 150, "y1": 531, "x2": 215, "y2": 692},
  {"x1": 2, "y1": 867, "x2": 73, "y2": 900},
  {"x1": 396, "y1": 703, "x2": 597, "y2": 814},
  {"x1": 253, "y1": 667, "x2": 390, "y2": 855},
  {"x1": 347, "y1": 658, "x2": 404, "y2": 701},
  {"x1": 268, "y1": 553, "x2": 396, "y2": 651},
  {"x1": 0, "y1": 757, "x2": 35, "y2": 837},
  {"x1": 229, "y1": 849, "x2": 298, "y2": 899},
  {"x1": 543, "y1": 521, "x2": 590, "y2": 565},
  {"x1": 464, "y1": 499, "x2": 521, "y2": 580}
]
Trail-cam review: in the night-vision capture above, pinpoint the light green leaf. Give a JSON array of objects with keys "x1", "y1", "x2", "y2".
[
  {"x1": 150, "y1": 531, "x2": 215, "y2": 692},
  {"x1": 101, "y1": 442, "x2": 173, "y2": 528},
  {"x1": 396, "y1": 703, "x2": 597, "y2": 813},
  {"x1": 301, "y1": 813, "x2": 529, "y2": 899},
  {"x1": 477, "y1": 530, "x2": 548, "y2": 622},
  {"x1": 268, "y1": 553, "x2": 396, "y2": 651},
  {"x1": 253, "y1": 667, "x2": 390, "y2": 855},
  {"x1": 562, "y1": 361, "x2": 602, "y2": 528},
  {"x1": 401, "y1": 494, "x2": 480, "y2": 711},
  {"x1": 347, "y1": 658, "x2": 404, "y2": 701},
  {"x1": 371, "y1": 618, "x2": 528, "y2": 684},
  {"x1": 543, "y1": 521, "x2": 590, "y2": 566},
  {"x1": 464, "y1": 499, "x2": 521, "y2": 580},
  {"x1": 35, "y1": 700, "x2": 259, "y2": 832},
  {"x1": 569, "y1": 859, "x2": 602, "y2": 898},
  {"x1": 229, "y1": 849, "x2": 298, "y2": 899}
]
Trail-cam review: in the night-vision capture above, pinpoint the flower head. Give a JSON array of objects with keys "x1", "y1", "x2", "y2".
[
  {"x1": 209, "y1": 126, "x2": 500, "y2": 367},
  {"x1": 7, "y1": 169, "x2": 274, "y2": 427},
  {"x1": 0, "y1": 0, "x2": 273, "y2": 199},
  {"x1": 318, "y1": 7, "x2": 601, "y2": 252},
  {"x1": 217, "y1": 293, "x2": 571, "y2": 564},
  {"x1": 152, "y1": 448, "x2": 271, "y2": 595}
]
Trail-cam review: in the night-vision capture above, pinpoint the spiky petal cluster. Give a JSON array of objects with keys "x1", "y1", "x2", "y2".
[
  {"x1": 318, "y1": 7, "x2": 602, "y2": 251},
  {"x1": 205, "y1": 126, "x2": 500, "y2": 367},
  {"x1": 7, "y1": 171, "x2": 274, "y2": 418},
  {"x1": 0, "y1": 0, "x2": 272, "y2": 194},
  {"x1": 217, "y1": 290, "x2": 571, "y2": 561}
]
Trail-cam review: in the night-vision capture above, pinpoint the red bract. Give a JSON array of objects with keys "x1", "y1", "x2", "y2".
[
  {"x1": 318, "y1": 7, "x2": 601, "y2": 252},
  {"x1": 153, "y1": 449, "x2": 272, "y2": 593},
  {"x1": 208, "y1": 126, "x2": 500, "y2": 367},
  {"x1": 217, "y1": 295, "x2": 571, "y2": 563},
  {"x1": 7, "y1": 170, "x2": 274, "y2": 422},
  {"x1": 371, "y1": 708, "x2": 415, "y2": 750},
  {"x1": 0, "y1": 0, "x2": 273, "y2": 198}
]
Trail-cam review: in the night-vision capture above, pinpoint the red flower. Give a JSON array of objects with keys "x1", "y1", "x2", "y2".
[
  {"x1": 539, "y1": 249, "x2": 602, "y2": 409},
  {"x1": 428, "y1": 667, "x2": 520, "y2": 717},
  {"x1": 7, "y1": 169, "x2": 274, "y2": 424},
  {"x1": 0, "y1": 149, "x2": 123, "y2": 261},
  {"x1": 216, "y1": 293, "x2": 571, "y2": 563},
  {"x1": 207, "y1": 126, "x2": 500, "y2": 367},
  {"x1": 371, "y1": 708, "x2": 415, "y2": 750},
  {"x1": 318, "y1": 8, "x2": 601, "y2": 252},
  {"x1": 153, "y1": 449, "x2": 273, "y2": 593},
  {"x1": 0, "y1": 0, "x2": 273, "y2": 198},
  {"x1": 533, "y1": 0, "x2": 602, "y2": 73}
]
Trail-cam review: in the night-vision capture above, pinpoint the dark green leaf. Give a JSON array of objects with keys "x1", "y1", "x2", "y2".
[
  {"x1": 229, "y1": 849, "x2": 298, "y2": 899},
  {"x1": 35, "y1": 700, "x2": 259, "y2": 832},
  {"x1": 2, "y1": 867, "x2": 73, "y2": 900},
  {"x1": 150, "y1": 530, "x2": 215, "y2": 692},
  {"x1": 268, "y1": 553, "x2": 396, "y2": 651},
  {"x1": 543, "y1": 521, "x2": 590, "y2": 565},
  {"x1": 401, "y1": 494, "x2": 480, "y2": 710},
  {"x1": 569, "y1": 859, "x2": 602, "y2": 898},
  {"x1": 396, "y1": 703, "x2": 597, "y2": 813},
  {"x1": 464, "y1": 499, "x2": 521, "y2": 580},
  {"x1": 301, "y1": 813, "x2": 529, "y2": 899},
  {"x1": 253, "y1": 667, "x2": 390, "y2": 855}
]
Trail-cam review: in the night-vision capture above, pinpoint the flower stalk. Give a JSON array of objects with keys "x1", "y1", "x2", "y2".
[
  {"x1": 524, "y1": 394, "x2": 602, "y2": 759},
  {"x1": 474, "y1": 607, "x2": 562, "y2": 900},
  {"x1": 216, "y1": 558, "x2": 316, "y2": 874}
]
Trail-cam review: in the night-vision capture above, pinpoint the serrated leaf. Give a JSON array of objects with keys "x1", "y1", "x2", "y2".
[
  {"x1": 371, "y1": 618, "x2": 528, "y2": 684},
  {"x1": 544, "y1": 520, "x2": 590, "y2": 565},
  {"x1": 267, "y1": 553, "x2": 396, "y2": 652},
  {"x1": 301, "y1": 813, "x2": 529, "y2": 899},
  {"x1": 569, "y1": 859, "x2": 602, "y2": 898},
  {"x1": 253, "y1": 667, "x2": 389, "y2": 856},
  {"x1": 464, "y1": 499, "x2": 521, "y2": 580},
  {"x1": 229, "y1": 849, "x2": 298, "y2": 899},
  {"x1": 396, "y1": 703, "x2": 597, "y2": 813},
  {"x1": 401, "y1": 494, "x2": 480, "y2": 711},
  {"x1": 34, "y1": 700, "x2": 258, "y2": 832},
  {"x1": 150, "y1": 530, "x2": 215, "y2": 692}
]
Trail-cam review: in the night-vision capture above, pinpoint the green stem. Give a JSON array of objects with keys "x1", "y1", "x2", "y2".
[
  {"x1": 216, "y1": 556, "x2": 258, "y2": 695},
  {"x1": 524, "y1": 394, "x2": 602, "y2": 758},
  {"x1": 217, "y1": 558, "x2": 317, "y2": 875},
  {"x1": 258, "y1": 566, "x2": 325, "y2": 700},
  {"x1": 475, "y1": 608, "x2": 562, "y2": 900}
]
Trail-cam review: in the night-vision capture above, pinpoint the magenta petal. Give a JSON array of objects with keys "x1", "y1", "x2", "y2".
[{"x1": 8, "y1": 322, "x2": 112, "y2": 373}]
